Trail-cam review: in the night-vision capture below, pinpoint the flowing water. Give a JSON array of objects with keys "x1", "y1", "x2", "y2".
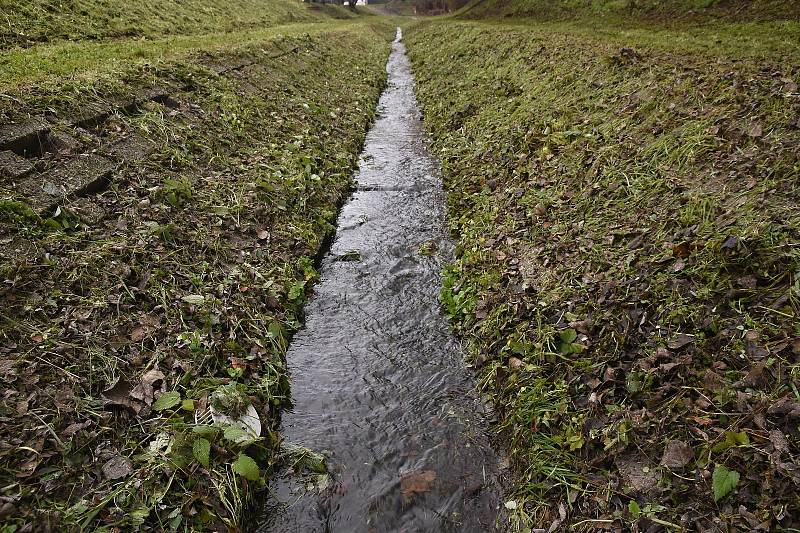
[{"x1": 256, "y1": 28, "x2": 502, "y2": 533}]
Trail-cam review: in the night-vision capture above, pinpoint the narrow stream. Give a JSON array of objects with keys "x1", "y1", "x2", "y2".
[{"x1": 256, "y1": 29, "x2": 501, "y2": 532}]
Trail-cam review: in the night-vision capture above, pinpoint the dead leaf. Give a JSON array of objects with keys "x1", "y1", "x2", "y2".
[
  {"x1": 667, "y1": 333, "x2": 694, "y2": 350},
  {"x1": 61, "y1": 420, "x2": 92, "y2": 438},
  {"x1": 569, "y1": 319, "x2": 591, "y2": 335},
  {"x1": 130, "y1": 314, "x2": 160, "y2": 342},
  {"x1": 102, "y1": 455, "x2": 133, "y2": 480},
  {"x1": 672, "y1": 242, "x2": 693, "y2": 258},
  {"x1": 16, "y1": 458, "x2": 40, "y2": 478},
  {"x1": 103, "y1": 378, "x2": 141, "y2": 414},
  {"x1": 721, "y1": 235, "x2": 739, "y2": 252},
  {"x1": 616, "y1": 455, "x2": 658, "y2": 492},
  {"x1": 738, "y1": 362, "x2": 768, "y2": 387},
  {"x1": 703, "y1": 370, "x2": 727, "y2": 392},
  {"x1": 103, "y1": 370, "x2": 165, "y2": 413},
  {"x1": 768, "y1": 397, "x2": 800, "y2": 418},
  {"x1": 0, "y1": 358, "x2": 16, "y2": 382},
  {"x1": 508, "y1": 357, "x2": 524, "y2": 370},
  {"x1": 660, "y1": 440, "x2": 694, "y2": 468},
  {"x1": 769, "y1": 430, "x2": 790, "y2": 455},
  {"x1": 130, "y1": 327, "x2": 148, "y2": 343},
  {"x1": 129, "y1": 369, "x2": 166, "y2": 406},
  {"x1": 400, "y1": 470, "x2": 437, "y2": 498},
  {"x1": 736, "y1": 275, "x2": 757, "y2": 289},
  {"x1": 688, "y1": 415, "x2": 713, "y2": 426}
]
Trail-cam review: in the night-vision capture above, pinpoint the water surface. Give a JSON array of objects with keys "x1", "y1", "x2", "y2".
[{"x1": 257, "y1": 28, "x2": 501, "y2": 533}]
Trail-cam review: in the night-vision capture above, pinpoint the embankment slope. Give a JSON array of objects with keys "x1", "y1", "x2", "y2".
[
  {"x1": 407, "y1": 3, "x2": 800, "y2": 530},
  {"x1": 0, "y1": 4, "x2": 394, "y2": 530}
]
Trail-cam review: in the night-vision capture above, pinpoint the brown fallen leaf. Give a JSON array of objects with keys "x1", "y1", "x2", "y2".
[
  {"x1": 16, "y1": 458, "x2": 40, "y2": 478},
  {"x1": 102, "y1": 455, "x2": 133, "y2": 480},
  {"x1": 61, "y1": 420, "x2": 92, "y2": 438},
  {"x1": 688, "y1": 415, "x2": 713, "y2": 426},
  {"x1": 103, "y1": 369, "x2": 165, "y2": 413},
  {"x1": 130, "y1": 314, "x2": 160, "y2": 342},
  {"x1": 720, "y1": 235, "x2": 739, "y2": 252},
  {"x1": 738, "y1": 362, "x2": 768, "y2": 388},
  {"x1": 400, "y1": 470, "x2": 437, "y2": 498},
  {"x1": 672, "y1": 242, "x2": 693, "y2": 258},
  {"x1": 661, "y1": 440, "x2": 694, "y2": 468},
  {"x1": 130, "y1": 327, "x2": 148, "y2": 343},
  {"x1": 129, "y1": 369, "x2": 166, "y2": 406},
  {"x1": 769, "y1": 429, "x2": 790, "y2": 455},
  {"x1": 703, "y1": 370, "x2": 727, "y2": 392},
  {"x1": 508, "y1": 357, "x2": 524, "y2": 370},
  {"x1": 768, "y1": 396, "x2": 800, "y2": 418},
  {"x1": 736, "y1": 275, "x2": 757, "y2": 289},
  {"x1": 103, "y1": 378, "x2": 139, "y2": 413},
  {"x1": 616, "y1": 455, "x2": 658, "y2": 493},
  {"x1": 667, "y1": 333, "x2": 694, "y2": 350}
]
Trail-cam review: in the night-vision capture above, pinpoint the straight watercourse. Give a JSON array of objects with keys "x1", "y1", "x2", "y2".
[{"x1": 257, "y1": 28, "x2": 503, "y2": 533}]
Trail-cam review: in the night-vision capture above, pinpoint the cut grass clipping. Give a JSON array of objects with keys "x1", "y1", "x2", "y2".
[
  {"x1": 407, "y1": 15, "x2": 800, "y2": 532},
  {"x1": 0, "y1": 0, "x2": 358, "y2": 49},
  {"x1": 0, "y1": 22, "x2": 393, "y2": 531}
]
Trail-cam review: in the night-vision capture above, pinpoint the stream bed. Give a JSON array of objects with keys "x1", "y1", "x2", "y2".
[{"x1": 256, "y1": 28, "x2": 502, "y2": 533}]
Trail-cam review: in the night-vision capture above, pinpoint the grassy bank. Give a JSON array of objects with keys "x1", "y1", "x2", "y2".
[
  {"x1": 0, "y1": 0, "x2": 357, "y2": 49},
  {"x1": 457, "y1": 0, "x2": 800, "y2": 24},
  {"x1": 407, "y1": 14, "x2": 799, "y2": 532},
  {"x1": 0, "y1": 20, "x2": 374, "y2": 90},
  {"x1": 0, "y1": 18, "x2": 392, "y2": 532}
]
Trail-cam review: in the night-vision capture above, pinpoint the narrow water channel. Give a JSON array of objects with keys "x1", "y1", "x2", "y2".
[{"x1": 256, "y1": 29, "x2": 501, "y2": 532}]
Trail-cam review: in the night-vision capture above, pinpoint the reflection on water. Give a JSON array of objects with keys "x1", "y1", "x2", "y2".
[{"x1": 256, "y1": 28, "x2": 502, "y2": 533}]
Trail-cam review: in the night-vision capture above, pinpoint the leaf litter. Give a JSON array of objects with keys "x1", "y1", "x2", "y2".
[
  {"x1": 0, "y1": 22, "x2": 393, "y2": 531},
  {"x1": 407, "y1": 13, "x2": 800, "y2": 532}
]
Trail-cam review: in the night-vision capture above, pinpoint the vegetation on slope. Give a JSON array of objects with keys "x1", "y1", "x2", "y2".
[
  {"x1": 457, "y1": 0, "x2": 800, "y2": 24},
  {"x1": 407, "y1": 16, "x2": 800, "y2": 532},
  {"x1": 0, "y1": 19, "x2": 392, "y2": 531},
  {"x1": 0, "y1": 0, "x2": 357, "y2": 49}
]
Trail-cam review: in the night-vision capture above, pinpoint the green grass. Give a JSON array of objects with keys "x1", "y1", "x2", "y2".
[
  {"x1": 0, "y1": 0, "x2": 356, "y2": 48},
  {"x1": 0, "y1": 19, "x2": 372, "y2": 89},
  {"x1": 464, "y1": 17, "x2": 800, "y2": 60},
  {"x1": 407, "y1": 15, "x2": 800, "y2": 531},
  {"x1": 457, "y1": 0, "x2": 800, "y2": 24},
  {"x1": 0, "y1": 17, "x2": 394, "y2": 531}
]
